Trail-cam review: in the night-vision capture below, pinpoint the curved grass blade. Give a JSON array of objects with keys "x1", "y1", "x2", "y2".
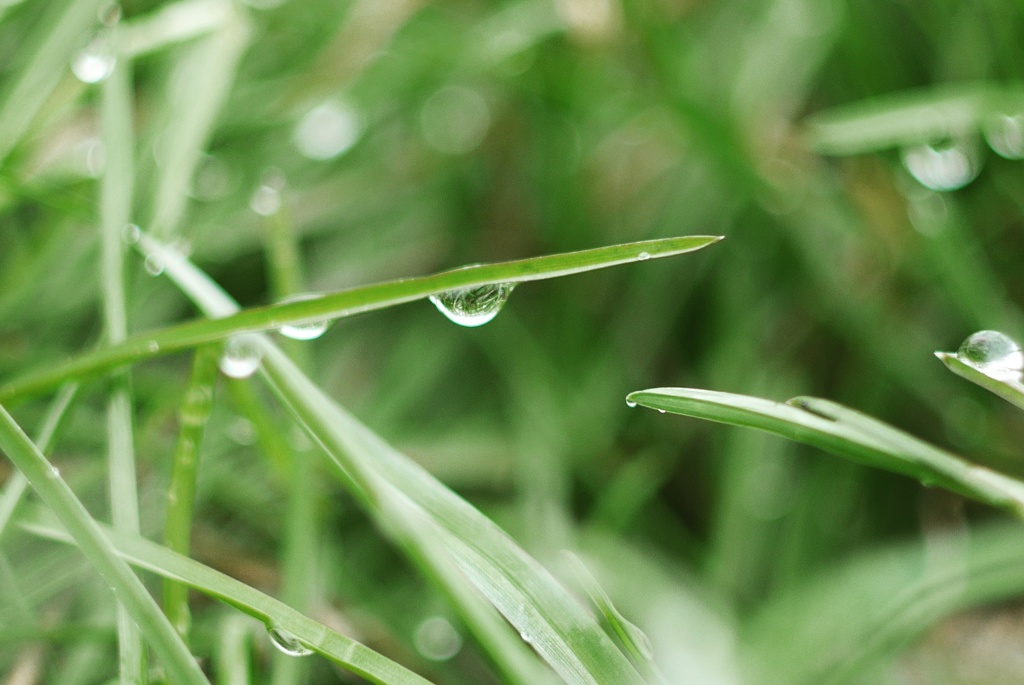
[
  {"x1": 0, "y1": 405, "x2": 210, "y2": 685},
  {"x1": 804, "y1": 82, "x2": 1024, "y2": 155},
  {"x1": 148, "y1": 236, "x2": 654, "y2": 684},
  {"x1": 18, "y1": 508, "x2": 436, "y2": 685},
  {"x1": 0, "y1": 234, "x2": 720, "y2": 404},
  {"x1": 626, "y1": 388, "x2": 1024, "y2": 517},
  {"x1": 935, "y1": 351, "x2": 1024, "y2": 412}
]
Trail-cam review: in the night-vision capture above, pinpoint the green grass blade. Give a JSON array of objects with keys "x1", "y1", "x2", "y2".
[
  {"x1": 163, "y1": 345, "x2": 220, "y2": 642},
  {"x1": 19, "y1": 509, "x2": 436, "y2": 685},
  {"x1": 100, "y1": 55, "x2": 146, "y2": 685},
  {"x1": 0, "y1": 383, "x2": 78, "y2": 538},
  {"x1": 626, "y1": 387, "x2": 1024, "y2": 517},
  {"x1": 803, "y1": 82, "x2": 1024, "y2": 155},
  {"x1": 0, "y1": 234, "x2": 722, "y2": 403},
  {"x1": 935, "y1": 351, "x2": 1024, "y2": 412},
  {"x1": 118, "y1": 0, "x2": 232, "y2": 58},
  {"x1": 0, "y1": 406, "x2": 210, "y2": 685},
  {"x1": 145, "y1": 9, "x2": 249, "y2": 239},
  {"x1": 216, "y1": 615, "x2": 253, "y2": 685},
  {"x1": 0, "y1": 0, "x2": 105, "y2": 163}
]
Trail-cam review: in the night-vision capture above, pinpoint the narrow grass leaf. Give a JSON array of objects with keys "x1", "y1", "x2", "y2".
[
  {"x1": 935, "y1": 351, "x2": 1024, "y2": 412},
  {"x1": 118, "y1": 0, "x2": 233, "y2": 58},
  {"x1": 19, "y1": 508, "x2": 436, "y2": 685},
  {"x1": 804, "y1": 83, "x2": 1024, "y2": 155},
  {"x1": 0, "y1": 406, "x2": 210, "y2": 685},
  {"x1": 163, "y1": 345, "x2": 220, "y2": 641},
  {"x1": 0, "y1": 234, "x2": 722, "y2": 404},
  {"x1": 627, "y1": 388, "x2": 1024, "y2": 517}
]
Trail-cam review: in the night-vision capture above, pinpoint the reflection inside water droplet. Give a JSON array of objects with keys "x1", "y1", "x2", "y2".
[
  {"x1": 984, "y1": 114, "x2": 1024, "y2": 160},
  {"x1": 72, "y1": 32, "x2": 116, "y2": 84},
  {"x1": 267, "y1": 626, "x2": 313, "y2": 657},
  {"x1": 220, "y1": 335, "x2": 263, "y2": 379},
  {"x1": 901, "y1": 137, "x2": 982, "y2": 192},
  {"x1": 956, "y1": 330, "x2": 1024, "y2": 382},
  {"x1": 414, "y1": 616, "x2": 462, "y2": 662},
  {"x1": 143, "y1": 254, "x2": 164, "y2": 276},
  {"x1": 277, "y1": 293, "x2": 331, "y2": 340},
  {"x1": 430, "y1": 283, "x2": 514, "y2": 327}
]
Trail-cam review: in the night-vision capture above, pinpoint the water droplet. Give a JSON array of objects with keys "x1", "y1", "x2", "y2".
[
  {"x1": 984, "y1": 114, "x2": 1024, "y2": 160},
  {"x1": 267, "y1": 627, "x2": 313, "y2": 657},
  {"x1": 637, "y1": 251, "x2": 651, "y2": 261},
  {"x1": 625, "y1": 399, "x2": 637, "y2": 408},
  {"x1": 414, "y1": 616, "x2": 462, "y2": 662},
  {"x1": 146, "y1": 340, "x2": 160, "y2": 353},
  {"x1": 122, "y1": 223, "x2": 141, "y2": 245},
  {"x1": 421, "y1": 85, "x2": 491, "y2": 155},
  {"x1": 429, "y1": 283, "x2": 514, "y2": 327},
  {"x1": 520, "y1": 631, "x2": 533, "y2": 644},
  {"x1": 144, "y1": 254, "x2": 164, "y2": 276},
  {"x1": 229, "y1": 417, "x2": 257, "y2": 445},
  {"x1": 72, "y1": 32, "x2": 116, "y2": 84},
  {"x1": 956, "y1": 330, "x2": 1024, "y2": 383},
  {"x1": 48, "y1": 464, "x2": 60, "y2": 478},
  {"x1": 901, "y1": 137, "x2": 982, "y2": 192},
  {"x1": 657, "y1": 409, "x2": 666, "y2": 414},
  {"x1": 277, "y1": 293, "x2": 331, "y2": 340},
  {"x1": 250, "y1": 169, "x2": 286, "y2": 216},
  {"x1": 293, "y1": 101, "x2": 360, "y2": 160},
  {"x1": 220, "y1": 335, "x2": 263, "y2": 379}
]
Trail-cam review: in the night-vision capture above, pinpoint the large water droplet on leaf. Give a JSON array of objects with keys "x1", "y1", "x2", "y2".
[
  {"x1": 984, "y1": 114, "x2": 1024, "y2": 160},
  {"x1": 219, "y1": 335, "x2": 263, "y2": 379},
  {"x1": 267, "y1": 626, "x2": 313, "y2": 657},
  {"x1": 72, "y1": 33, "x2": 116, "y2": 84},
  {"x1": 277, "y1": 293, "x2": 331, "y2": 340},
  {"x1": 956, "y1": 330, "x2": 1024, "y2": 382},
  {"x1": 429, "y1": 283, "x2": 514, "y2": 327},
  {"x1": 901, "y1": 137, "x2": 982, "y2": 192}
]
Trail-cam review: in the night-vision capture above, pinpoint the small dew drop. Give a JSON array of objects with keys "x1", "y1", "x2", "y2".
[
  {"x1": 293, "y1": 101, "x2": 360, "y2": 160},
  {"x1": 984, "y1": 114, "x2": 1024, "y2": 160},
  {"x1": 429, "y1": 283, "x2": 514, "y2": 327},
  {"x1": 121, "y1": 223, "x2": 141, "y2": 245},
  {"x1": 901, "y1": 137, "x2": 982, "y2": 192},
  {"x1": 637, "y1": 251, "x2": 651, "y2": 261},
  {"x1": 143, "y1": 254, "x2": 164, "y2": 276},
  {"x1": 267, "y1": 627, "x2": 313, "y2": 657},
  {"x1": 414, "y1": 616, "x2": 463, "y2": 662},
  {"x1": 48, "y1": 464, "x2": 60, "y2": 478},
  {"x1": 219, "y1": 335, "x2": 263, "y2": 379},
  {"x1": 72, "y1": 33, "x2": 116, "y2": 84},
  {"x1": 625, "y1": 399, "x2": 637, "y2": 408},
  {"x1": 277, "y1": 293, "x2": 331, "y2": 340},
  {"x1": 250, "y1": 169, "x2": 286, "y2": 217},
  {"x1": 956, "y1": 330, "x2": 1024, "y2": 383},
  {"x1": 657, "y1": 409, "x2": 666, "y2": 414},
  {"x1": 146, "y1": 340, "x2": 160, "y2": 353}
]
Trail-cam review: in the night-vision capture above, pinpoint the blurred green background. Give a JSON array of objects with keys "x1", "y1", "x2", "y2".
[{"x1": 3, "y1": 0, "x2": 1024, "y2": 682}]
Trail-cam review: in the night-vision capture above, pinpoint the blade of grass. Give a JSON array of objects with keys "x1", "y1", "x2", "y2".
[
  {"x1": 216, "y1": 615, "x2": 253, "y2": 685},
  {"x1": 0, "y1": 406, "x2": 210, "y2": 685},
  {"x1": 18, "y1": 508, "x2": 437, "y2": 685},
  {"x1": 150, "y1": 243, "x2": 652, "y2": 685},
  {"x1": 0, "y1": 0, "x2": 105, "y2": 163},
  {"x1": 804, "y1": 82, "x2": 1024, "y2": 155},
  {"x1": 118, "y1": 0, "x2": 233, "y2": 59},
  {"x1": 100, "y1": 53, "x2": 147, "y2": 685},
  {"x1": 0, "y1": 383, "x2": 78, "y2": 538},
  {"x1": 163, "y1": 344, "x2": 220, "y2": 642},
  {"x1": 626, "y1": 387, "x2": 1024, "y2": 517},
  {"x1": 935, "y1": 351, "x2": 1024, "y2": 412},
  {"x1": 0, "y1": 234, "x2": 723, "y2": 403},
  {"x1": 145, "y1": 8, "x2": 249, "y2": 239}
]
